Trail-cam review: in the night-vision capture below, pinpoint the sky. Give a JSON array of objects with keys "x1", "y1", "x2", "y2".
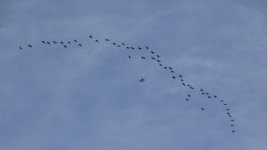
[{"x1": 0, "y1": 0, "x2": 266, "y2": 150}]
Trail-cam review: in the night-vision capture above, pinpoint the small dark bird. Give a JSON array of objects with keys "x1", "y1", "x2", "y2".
[
  {"x1": 172, "y1": 76, "x2": 176, "y2": 79},
  {"x1": 208, "y1": 96, "x2": 211, "y2": 98},
  {"x1": 180, "y1": 79, "x2": 184, "y2": 82},
  {"x1": 78, "y1": 44, "x2": 82, "y2": 47},
  {"x1": 28, "y1": 45, "x2": 32, "y2": 48},
  {"x1": 19, "y1": 47, "x2": 22, "y2": 50},
  {"x1": 227, "y1": 112, "x2": 230, "y2": 115},
  {"x1": 47, "y1": 42, "x2": 50, "y2": 45},
  {"x1": 213, "y1": 95, "x2": 217, "y2": 98},
  {"x1": 138, "y1": 47, "x2": 141, "y2": 50},
  {"x1": 228, "y1": 114, "x2": 232, "y2": 117},
  {"x1": 60, "y1": 42, "x2": 64, "y2": 44},
  {"x1": 122, "y1": 43, "x2": 125, "y2": 46},
  {"x1": 200, "y1": 89, "x2": 204, "y2": 91},
  {"x1": 205, "y1": 92, "x2": 209, "y2": 95},
  {"x1": 89, "y1": 35, "x2": 93, "y2": 39},
  {"x1": 105, "y1": 39, "x2": 110, "y2": 41},
  {"x1": 151, "y1": 51, "x2": 154, "y2": 54},
  {"x1": 187, "y1": 84, "x2": 190, "y2": 87},
  {"x1": 156, "y1": 55, "x2": 160, "y2": 58},
  {"x1": 113, "y1": 43, "x2": 116, "y2": 45},
  {"x1": 53, "y1": 41, "x2": 57, "y2": 44},
  {"x1": 95, "y1": 40, "x2": 99, "y2": 43},
  {"x1": 117, "y1": 45, "x2": 121, "y2": 47},
  {"x1": 74, "y1": 40, "x2": 77, "y2": 43},
  {"x1": 128, "y1": 55, "x2": 131, "y2": 59},
  {"x1": 131, "y1": 47, "x2": 135, "y2": 50},
  {"x1": 151, "y1": 57, "x2": 155, "y2": 60},
  {"x1": 159, "y1": 64, "x2": 163, "y2": 66},
  {"x1": 126, "y1": 47, "x2": 130, "y2": 49},
  {"x1": 63, "y1": 45, "x2": 67, "y2": 48},
  {"x1": 232, "y1": 130, "x2": 235, "y2": 133},
  {"x1": 226, "y1": 109, "x2": 230, "y2": 111},
  {"x1": 220, "y1": 100, "x2": 224, "y2": 102},
  {"x1": 146, "y1": 46, "x2": 149, "y2": 49},
  {"x1": 201, "y1": 92, "x2": 205, "y2": 95},
  {"x1": 68, "y1": 41, "x2": 71, "y2": 45},
  {"x1": 157, "y1": 60, "x2": 161, "y2": 62},
  {"x1": 168, "y1": 67, "x2": 173, "y2": 70},
  {"x1": 179, "y1": 75, "x2": 182, "y2": 78},
  {"x1": 185, "y1": 99, "x2": 189, "y2": 101},
  {"x1": 230, "y1": 124, "x2": 234, "y2": 126},
  {"x1": 201, "y1": 108, "x2": 205, "y2": 111},
  {"x1": 141, "y1": 56, "x2": 145, "y2": 59},
  {"x1": 190, "y1": 87, "x2": 194, "y2": 89},
  {"x1": 231, "y1": 119, "x2": 234, "y2": 122},
  {"x1": 140, "y1": 78, "x2": 145, "y2": 82},
  {"x1": 42, "y1": 41, "x2": 45, "y2": 44},
  {"x1": 164, "y1": 67, "x2": 167, "y2": 69},
  {"x1": 187, "y1": 94, "x2": 191, "y2": 97},
  {"x1": 224, "y1": 104, "x2": 227, "y2": 106},
  {"x1": 171, "y1": 70, "x2": 175, "y2": 73},
  {"x1": 182, "y1": 83, "x2": 185, "y2": 86}
]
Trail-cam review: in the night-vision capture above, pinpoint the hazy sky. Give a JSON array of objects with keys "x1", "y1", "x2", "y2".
[{"x1": 0, "y1": 0, "x2": 266, "y2": 150}]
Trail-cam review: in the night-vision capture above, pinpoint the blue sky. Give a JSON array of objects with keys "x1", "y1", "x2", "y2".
[{"x1": 0, "y1": 0, "x2": 266, "y2": 149}]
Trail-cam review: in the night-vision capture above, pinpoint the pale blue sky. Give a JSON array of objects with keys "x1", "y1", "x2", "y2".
[{"x1": 0, "y1": 0, "x2": 266, "y2": 150}]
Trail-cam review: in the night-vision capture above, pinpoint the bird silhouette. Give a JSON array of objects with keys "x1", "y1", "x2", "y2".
[
  {"x1": 200, "y1": 89, "x2": 204, "y2": 91},
  {"x1": 95, "y1": 40, "x2": 99, "y2": 43},
  {"x1": 185, "y1": 98, "x2": 189, "y2": 101},
  {"x1": 74, "y1": 40, "x2": 77, "y2": 43},
  {"x1": 78, "y1": 44, "x2": 82, "y2": 47},
  {"x1": 105, "y1": 39, "x2": 110, "y2": 41},
  {"x1": 182, "y1": 83, "x2": 185, "y2": 86},
  {"x1": 220, "y1": 100, "x2": 224, "y2": 102},
  {"x1": 201, "y1": 92, "x2": 205, "y2": 95},
  {"x1": 47, "y1": 42, "x2": 50, "y2": 45},
  {"x1": 187, "y1": 94, "x2": 191, "y2": 97},
  {"x1": 164, "y1": 67, "x2": 167, "y2": 69},
  {"x1": 201, "y1": 108, "x2": 205, "y2": 111},
  {"x1": 68, "y1": 41, "x2": 71, "y2": 45},
  {"x1": 157, "y1": 59, "x2": 161, "y2": 62},
  {"x1": 230, "y1": 124, "x2": 234, "y2": 126},
  {"x1": 138, "y1": 47, "x2": 142, "y2": 50},
  {"x1": 112, "y1": 43, "x2": 116, "y2": 45},
  {"x1": 171, "y1": 70, "x2": 175, "y2": 73},
  {"x1": 42, "y1": 41, "x2": 45, "y2": 44},
  {"x1": 151, "y1": 57, "x2": 155, "y2": 60},
  {"x1": 141, "y1": 56, "x2": 145, "y2": 59},
  {"x1": 128, "y1": 55, "x2": 131, "y2": 59},
  {"x1": 156, "y1": 55, "x2": 160, "y2": 58},
  {"x1": 159, "y1": 64, "x2": 163, "y2": 66},
  {"x1": 131, "y1": 47, "x2": 135, "y2": 50},
  {"x1": 122, "y1": 43, "x2": 125, "y2": 46},
  {"x1": 140, "y1": 78, "x2": 145, "y2": 82},
  {"x1": 60, "y1": 42, "x2": 64, "y2": 44},
  {"x1": 232, "y1": 130, "x2": 235, "y2": 133},
  {"x1": 146, "y1": 46, "x2": 149, "y2": 49},
  {"x1": 19, "y1": 47, "x2": 22, "y2": 50},
  {"x1": 180, "y1": 79, "x2": 184, "y2": 82},
  {"x1": 172, "y1": 76, "x2": 176, "y2": 79},
  {"x1": 179, "y1": 75, "x2": 182, "y2": 78},
  {"x1": 126, "y1": 47, "x2": 130, "y2": 49},
  {"x1": 28, "y1": 45, "x2": 32, "y2": 48},
  {"x1": 117, "y1": 45, "x2": 121, "y2": 47},
  {"x1": 213, "y1": 95, "x2": 217, "y2": 98},
  {"x1": 208, "y1": 96, "x2": 211, "y2": 98},
  {"x1": 151, "y1": 51, "x2": 154, "y2": 54},
  {"x1": 53, "y1": 41, "x2": 57, "y2": 44},
  {"x1": 89, "y1": 35, "x2": 93, "y2": 39},
  {"x1": 63, "y1": 45, "x2": 67, "y2": 48}
]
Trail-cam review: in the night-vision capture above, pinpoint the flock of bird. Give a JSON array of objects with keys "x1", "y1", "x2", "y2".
[{"x1": 18, "y1": 34, "x2": 236, "y2": 133}]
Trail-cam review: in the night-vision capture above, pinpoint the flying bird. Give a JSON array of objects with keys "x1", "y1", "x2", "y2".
[
  {"x1": 140, "y1": 78, "x2": 145, "y2": 82},
  {"x1": 63, "y1": 45, "x2": 67, "y2": 48},
  {"x1": 151, "y1": 57, "x2": 155, "y2": 60},
  {"x1": 42, "y1": 41, "x2": 45, "y2": 44},
  {"x1": 187, "y1": 94, "x2": 191, "y2": 97},
  {"x1": 122, "y1": 43, "x2": 125, "y2": 46},
  {"x1": 220, "y1": 100, "x2": 224, "y2": 102},
  {"x1": 156, "y1": 55, "x2": 160, "y2": 58},
  {"x1": 232, "y1": 130, "x2": 235, "y2": 133},
  {"x1": 213, "y1": 95, "x2": 217, "y2": 98},
  {"x1": 201, "y1": 108, "x2": 205, "y2": 111},
  {"x1": 28, "y1": 45, "x2": 32, "y2": 48},
  {"x1": 53, "y1": 41, "x2": 57, "y2": 44},
  {"x1": 126, "y1": 47, "x2": 130, "y2": 49},
  {"x1": 78, "y1": 44, "x2": 82, "y2": 47},
  {"x1": 47, "y1": 42, "x2": 50, "y2": 45},
  {"x1": 89, "y1": 35, "x2": 93, "y2": 39},
  {"x1": 164, "y1": 67, "x2": 167, "y2": 69},
  {"x1": 182, "y1": 83, "x2": 185, "y2": 86},
  {"x1": 138, "y1": 47, "x2": 142, "y2": 50},
  {"x1": 200, "y1": 89, "x2": 204, "y2": 91},
  {"x1": 105, "y1": 39, "x2": 110, "y2": 41},
  {"x1": 19, "y1": 47, "x2": 22, "y2": 50},
  {"x1": 171, "y1": 70, "x2": 175, "y2": 73},
  {"x1": 151, "y1": 51, "x2": 154, "y2": 54},
  {"x1": 172, "y1": 76, "x2": 176, "y2": 79},
  {"x1": 230, "y1": 124, "x2": 234, "y2": 126},
  {"x1": 179, "y1": 75, "x2": 182, "y2": 78},
  {"x1": 128, "y1": 55, "x2": 131, "y2": 59},
  {"x1": 141, "y1": 56, "x2": 145, "y2": 59},
  {"x1": 131, "y1": 47, "x2": 135, "y2": 50},
  {"x1": 117, "y1": 45, "x2": 121, "y2": 47},
  {"x1": 95, "y1": 40, "x2": 99, "y2": 43},
  {"x1": 159, "y1": 64, "x2": 163, "y2": 66},
  {"x1": 67, "y1": 41, "x2": 71, "y2": 45},
  {"x1": 146, "y1": 46, "x2": 149, "y2": 49},
  {"x1": 112, "y1": 43, "x2": 116, "y2": 45},
  {"x1": 60, "y1": 42, "x2": 64, "y2": 44},
  {"x1": 74, "y1": 40, "x2": 77, "y2": 43},
  {"x1": 185, "y1": 98, "x2": 189, "y2": 101},
  {"x1": 157, "y1": 60, "x2": 161, "y2": 62}
]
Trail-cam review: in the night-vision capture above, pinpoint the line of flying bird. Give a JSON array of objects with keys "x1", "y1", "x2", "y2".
[{"x1": 18, "y1": 34, "x2": 236, "y2": 133}]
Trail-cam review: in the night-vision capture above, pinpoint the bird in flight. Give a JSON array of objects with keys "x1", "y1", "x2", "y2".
[
  {"x1": 128, "y1": 55, "x2": 131, "y2": 59},
  {"x1": 164, "y1": 67, "x2": 167, "y2": 69},
  {"x1": 200, "y1": 89, "x2": 204, "y2": 91},
  {"x1": 95, "y1": 40, "x2": 99, "y2": 43},
  {"x1": 60, "y1": 42, "x2": 64, "y2": 44},
  {"x1": 28, "y1": 45, "x2": 32, "y2": 48},
  {"x1": 187, "y1": 94, "x2": 191, "y2": 97},
  {"x1": 42, "y1": 41, "x2": 45, "y2": 44},
  {"x1": 68, "y1": 41, "x2": 71, "y2": 45},
  {"x1": 19, "y1": 47, "x2": 22, "y2": 50},
  {"x1": 156, "y1": 55, "x2": 160, "y2": 58},
  {"x1": 122, "y1": 43, "x2": 125, "y2": 46},
  {"x1": 179, "y1": 75, "x2": 182, "y2": 78},
  {"x1": 140, "y1": 78, "x2": 145, "y2": 82},
  {"x1": 201, "y1": 108, "x2": 205, "y2": 111},
  {"x1": 53, "y1": 41, "x2": 57, "y2": 44},
  {"x1": 185, "y1": 98, "x2": 189, "y2": 101},
  {"x1": 47, "y1": 42, "x2": 50, "y2": 45},
  {"x1": 151, "y1": 57, "x2": 155, "y2": 60},
  {"x1": 126, "y1": 47, "x2": 130, "y2": 49},
  {"x1": 63, "y1": 45, "x2": 67, "y2": 48},
  {"x1": 182, "y1": 83, "x2": 186, "y2": 86},
  {"x1": 159, "y1": 64, "x2": 163, "y2": 66},
  {"x1": 151, "y1": 51, "x2": 154, "y2": 54},
  {"x1": 105, "y1": 39, "x2": 110, "y2": 41},
  {"x1": 146, "y1": 46, "x2": 149, "y2": 49},
  {"x1": 172, "y1": 76, "x2": 176, "y2": 79},
  {"x1": 78, "y1": 44, "x2": 82, "y2": 47},
  {"x1": 74, "y1": 40, "x2": 77, "y2": 43},
  {"x1": 138, "y1": 47, "x2": 142, "y2": 50},
  {"x1": 141, "y1": 56, "x2": 145, "y2": 59},
  {"x1": 113, "y1": 43, "x2": 116, "y2": 45},
  {"x1": 89, "y1": 35, "x2": 93, "y2": 39}
]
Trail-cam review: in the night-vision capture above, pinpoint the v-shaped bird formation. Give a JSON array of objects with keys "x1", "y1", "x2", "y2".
[{"x1": 18, "y1": 34, "x2": 236, "y2": 133}]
